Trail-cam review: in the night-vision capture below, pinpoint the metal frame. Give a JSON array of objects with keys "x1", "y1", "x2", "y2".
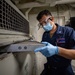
[{"x1": 0, "y1": 41, "x2": 45, "y2": 52}]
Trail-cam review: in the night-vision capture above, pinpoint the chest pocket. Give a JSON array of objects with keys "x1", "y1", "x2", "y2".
[{"x1": 56, "y1": 38, "x2": 66, "y2": 47}]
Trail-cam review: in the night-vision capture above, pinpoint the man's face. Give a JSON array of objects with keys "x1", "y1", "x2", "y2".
[{"x1": 38, "y1": 15, "x2": 53, "y2": 27}]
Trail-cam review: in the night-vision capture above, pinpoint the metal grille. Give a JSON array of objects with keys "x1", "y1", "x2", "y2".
[{"x1": 0, "y1": 0, "x2": 29, "y2": 34}]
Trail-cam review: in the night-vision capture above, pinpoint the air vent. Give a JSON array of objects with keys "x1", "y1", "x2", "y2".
[{"x1": 0, "y1": 0, "x2": 29, "y2": 34}]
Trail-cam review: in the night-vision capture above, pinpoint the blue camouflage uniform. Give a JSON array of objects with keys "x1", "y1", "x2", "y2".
[{"x1": 41, "y1": 24, "x2": 75, "y2": 75}]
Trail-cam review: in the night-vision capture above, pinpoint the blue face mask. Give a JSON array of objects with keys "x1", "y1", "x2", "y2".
[{"x1": 43, "y1": 22, "x2": 53, "y2": 31}]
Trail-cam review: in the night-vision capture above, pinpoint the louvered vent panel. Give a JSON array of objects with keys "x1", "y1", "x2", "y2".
[{"x1": 0, "y1": 0, "x2": 29, "y2": 34}]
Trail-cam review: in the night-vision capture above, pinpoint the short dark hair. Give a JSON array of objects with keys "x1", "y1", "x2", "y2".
[{"x1": 37, "y1": 10, "x2": 52, "y2": 21}]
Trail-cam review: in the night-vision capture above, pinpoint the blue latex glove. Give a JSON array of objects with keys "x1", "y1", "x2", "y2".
[{"x1": 34, "y1": 42, "x2": 59, "y2": 57}]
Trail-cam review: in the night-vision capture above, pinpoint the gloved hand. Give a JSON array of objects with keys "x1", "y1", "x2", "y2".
[{"x1": 34, "y1": 42, "x2": 59, "y2": 57}]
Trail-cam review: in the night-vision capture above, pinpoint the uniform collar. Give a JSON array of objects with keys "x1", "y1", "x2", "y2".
[{"x1": 55, "y1": 23, "x2": 63, "y2": 34}]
